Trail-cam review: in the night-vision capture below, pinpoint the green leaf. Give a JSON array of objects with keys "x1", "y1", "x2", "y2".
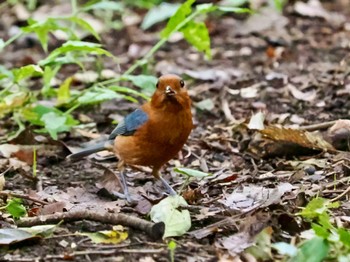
[
  {"x1": 312, "y1": 223, "x2": 330, "y2": 239},
  {"x1": 22, "y1": 18, "x2": 69, "y2": 52},
  {"x1": 41, "y1": 112, "x2": 68, "y2": 140},
  {"x1": 160, "y1": 0, "x2": 195, "y2": 39},
  {"x1": 22, "y1": 105, "x2": 78, "y2": 139},
  {"x1": 12, "y1": 64, "x2": 43, "y2": 82},
  {"x1": 69, "y1": 17, "x2": 101, "y2": 41},
  {"x1": 39, "y1": 41, "x2": 113, "y2": 66},
  {"x1": 246, "y1": 228, "x2": 272, "y2": 260},
  {"x1": 83, "y1": 1, "x2": 124, "y2": 11},
  {"x1": 272, "y1": 242, "x2": 298, "y2": 257},
  {"x1": 338, "y1": 228, "x2": 350, "y2": 248},
  {"x1": 181, "y1": 21, "x2": 211, "y2": 59},
  {"x1": 78, "y1": 87, "x2": 123, "y2": 104},
  {"x1": 150, "y1": 195, "x2": 191, "y2": 238},
  {"x1": 174, "y1": 167, "x2": 211, "y2": 178},
  {"x1": 272, "y1": 0, "x2": 286, "y2": 12},
  {"x1": 6, "y1": 198, "x2": 27, "y2": 219},
  {"x1": 141, "y1": 3, "x2": 181, "y2": 30},
  {"x1": 42, "y1": 65, "x2": 60, "y2": 96},
  {"x1": 124, "y1": 75, "x2": 158, "y2": 96},
  {"x1": 0, "y1": 228, "x2": 39, "y2": 245},
  {"x1": 299, "y1": 198, "x2": 333, "y2": 220},
  {"x1": 57, "y1": 77, "x2": 72, "y2": 104},
  {"x1": 196, "y1": 3, "x2": 216, "y2": 13},
  {"x1": 291, "y1": 237, "x2": 329, "y2": 262},
  {"x1": 217, "y1": 6, "x2": 252, "y2": 13},
  {"x1": 109, "y1": 86, "x2": 150, "y2": 101},
  {"x1": 80, "y1": 227, "x2": 128, "y2": 244}
]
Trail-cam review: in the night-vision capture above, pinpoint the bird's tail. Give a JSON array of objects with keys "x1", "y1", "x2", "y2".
[{"x1": 67, "y1": 140, "x2": 113, "y2": 160}]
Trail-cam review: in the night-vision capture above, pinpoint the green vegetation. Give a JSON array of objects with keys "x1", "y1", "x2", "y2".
[
  {"x1": 274, "y1": 198, "x2": 350, "y2": 261},
  {"x1": 0, "y1": 0, "x2": 249, "y2": 142}
]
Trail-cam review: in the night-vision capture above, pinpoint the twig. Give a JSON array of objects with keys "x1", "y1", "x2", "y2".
[
  {"x1": 0, "y1": 191, "x2": 49, "y2": 205},
  {"x1": 299, "y1": 121, "x2": 337, "y2": 131},
  {"x1": 312, "y1": 177, "x2": 350, "y2": 192},
  {"x1": 44, "y1": 248, "x2": 165, "y2": 260},
  {"x1": 330, "y1": 185, "x2": 350, "y2": 202},
  {"x1": 188, "y1": 217, "x2": 237, "y2": 239},
  {"x1": 17, "y1": 209, "x2": 164, "y2": 239}
]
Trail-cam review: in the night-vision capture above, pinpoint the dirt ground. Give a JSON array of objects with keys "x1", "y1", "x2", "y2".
[{"x1": 1, "y1": 0, "x2": 350, "y2": 261}]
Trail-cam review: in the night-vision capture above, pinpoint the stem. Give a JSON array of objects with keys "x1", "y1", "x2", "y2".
[
  {"x1": 0, "y1": 32, "x2": 25, "y2": 52},
  {"x1": 178, "y1": 177, "x2": 191, "y2": 195},
  {"x1": 32, "y1": 147, "x2": 37, "y2": 178},
  {"x1": 71, "y1": 0, "x2": 78, "y2": 15},
  {"x1": 123, "y1": 10, "x2": 199, "y2": 76},
  {"x1": 65, "y1": 103, "x2": 80, "y2": 115}
]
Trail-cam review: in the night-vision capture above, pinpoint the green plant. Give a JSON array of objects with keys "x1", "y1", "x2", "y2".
[
  {"x1": 0, "y1": 198, "x2": 27, "y2": 219},
  {"x1": 168, "y1": 240, "x2": 177, "y2": 262},
  {"x1": 0, "y1": 0, "x2": 250, "y2": 141},
  {"x1": 174, "y1": 167, "x2": 211, "y2": 194},
  {"x1": 273, "y1": 198, "x2": 350, "y2": 261}
]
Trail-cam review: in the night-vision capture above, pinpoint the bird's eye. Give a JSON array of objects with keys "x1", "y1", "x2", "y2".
[
  {"x1": 156, "y1": 81, "x2": 159, "y2": 88},
  {"x1": 180, "y1": 80, "x2": 185, "y2": 88}
]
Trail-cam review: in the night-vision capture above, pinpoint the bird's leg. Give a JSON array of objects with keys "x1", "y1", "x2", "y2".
[
  {"x1": 152, "y1": 167, "x2": 177, "y2": 195},
  {"x1": 159, "y1": 176, "x2": 177, "y2": 196},
  {"x1": 110, "y1": 161, "x2": 133, "y2": 202},
  {"x1": 119, "y1": 169, "x2": 132, "y2": 202}
]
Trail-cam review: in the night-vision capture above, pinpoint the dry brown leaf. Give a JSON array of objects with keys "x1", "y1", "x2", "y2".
[
  {"x1": 219, "y1": 183, "x2": 294, "y2": 212},
  {"x1": 261, "y1": 126, "x2": 335, "y2": 152},
  {"x1": 216, "y1": 213, "x2": 270, "y2": 256}
]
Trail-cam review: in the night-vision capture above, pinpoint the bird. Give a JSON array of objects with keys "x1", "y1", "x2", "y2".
[{"x1": 67, "y1": 74, "x2": 193, "y2": 202}]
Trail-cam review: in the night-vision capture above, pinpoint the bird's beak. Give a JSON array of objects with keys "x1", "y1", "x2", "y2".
[{"x1": 165, "y1": 86, "x2": 176, "y2": 96}]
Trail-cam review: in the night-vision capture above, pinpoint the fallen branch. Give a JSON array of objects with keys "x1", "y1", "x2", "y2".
[
  {"x1": 0, "y1": 191, "x2": 49, "y2": 205},
  {"x1": 17, "y1": 209, "x2": 164, "y2": 239},
  {"x1": 300, "y1": 120, "x2": 336, "y2": 131}
]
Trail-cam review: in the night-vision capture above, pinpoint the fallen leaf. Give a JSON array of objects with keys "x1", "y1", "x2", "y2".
[
  {"x1": 248, "y1": 111, "x2": 265, "y2": 130},
  {"x1": 216, "y1": 213, "x2": 269, "y2": 255},
  {"x1": 260, "y1": 126, "x2": 335, "y2": 152},
  {"x1": 240, "y1": 84, "x2": 259, "y2": 98},
  {"x1": 20, "y1": 224, "x2": 59, "y2": 237},
  {"x1": 238, "y1": 7, "x2": 288, "y2": 35},
  {"x1": 294, "y1": 0, "x2": 345, "y2": 26},
  {"x1": 150, "y1": 195, "x2": 191, "y2": 238},
  {"x1": 287, "y1": 84, "x2": 316, "y2": 102},
  {"x1": 80, "y1": 226, "x2": 128, "y2": 244},
  {"x1": 246, "y1": 227, "x2": 273, "y2": 260},
  {"x1": 0, "y1": 228, "x2": 40, "y2": 245},
  {"x1": 194, "y1": 99, "x2": 215, "y2": 111},
  {"x1": 220, "y1": 183, "x2": 294, "y2": 212}
]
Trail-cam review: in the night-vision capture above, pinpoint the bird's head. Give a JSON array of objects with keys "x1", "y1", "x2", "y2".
[{"x1": 151, "y1": 74, "x2": 191, "y2": 110}]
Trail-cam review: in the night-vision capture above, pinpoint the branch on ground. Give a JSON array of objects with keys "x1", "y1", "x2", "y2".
[{"x1": 17, "y1": 209, "x2": 164, "y2": 239}]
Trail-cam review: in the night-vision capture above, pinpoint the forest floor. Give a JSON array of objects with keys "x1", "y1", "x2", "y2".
[{"x1": 1, "y1": 0, "x2": 350, "y2": 261}]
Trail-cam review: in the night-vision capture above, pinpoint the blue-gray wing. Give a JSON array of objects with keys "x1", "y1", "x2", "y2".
[{"x1": 108, "y1": 109, "x2": 148, "y2": 140}]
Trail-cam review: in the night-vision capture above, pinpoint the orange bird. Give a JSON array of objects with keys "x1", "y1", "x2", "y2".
[{"x1": 68, "y1": 74, "x2": 193, "y2": 201}]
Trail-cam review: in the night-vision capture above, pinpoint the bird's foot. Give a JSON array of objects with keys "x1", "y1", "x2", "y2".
[{"x1": 110, "y1": 190, "x2": 137, "y2": 204}]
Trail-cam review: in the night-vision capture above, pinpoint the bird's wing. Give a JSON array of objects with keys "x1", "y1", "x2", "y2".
[{"x1": 108, "y1": 109, "x2": 148, "y2": 139}]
